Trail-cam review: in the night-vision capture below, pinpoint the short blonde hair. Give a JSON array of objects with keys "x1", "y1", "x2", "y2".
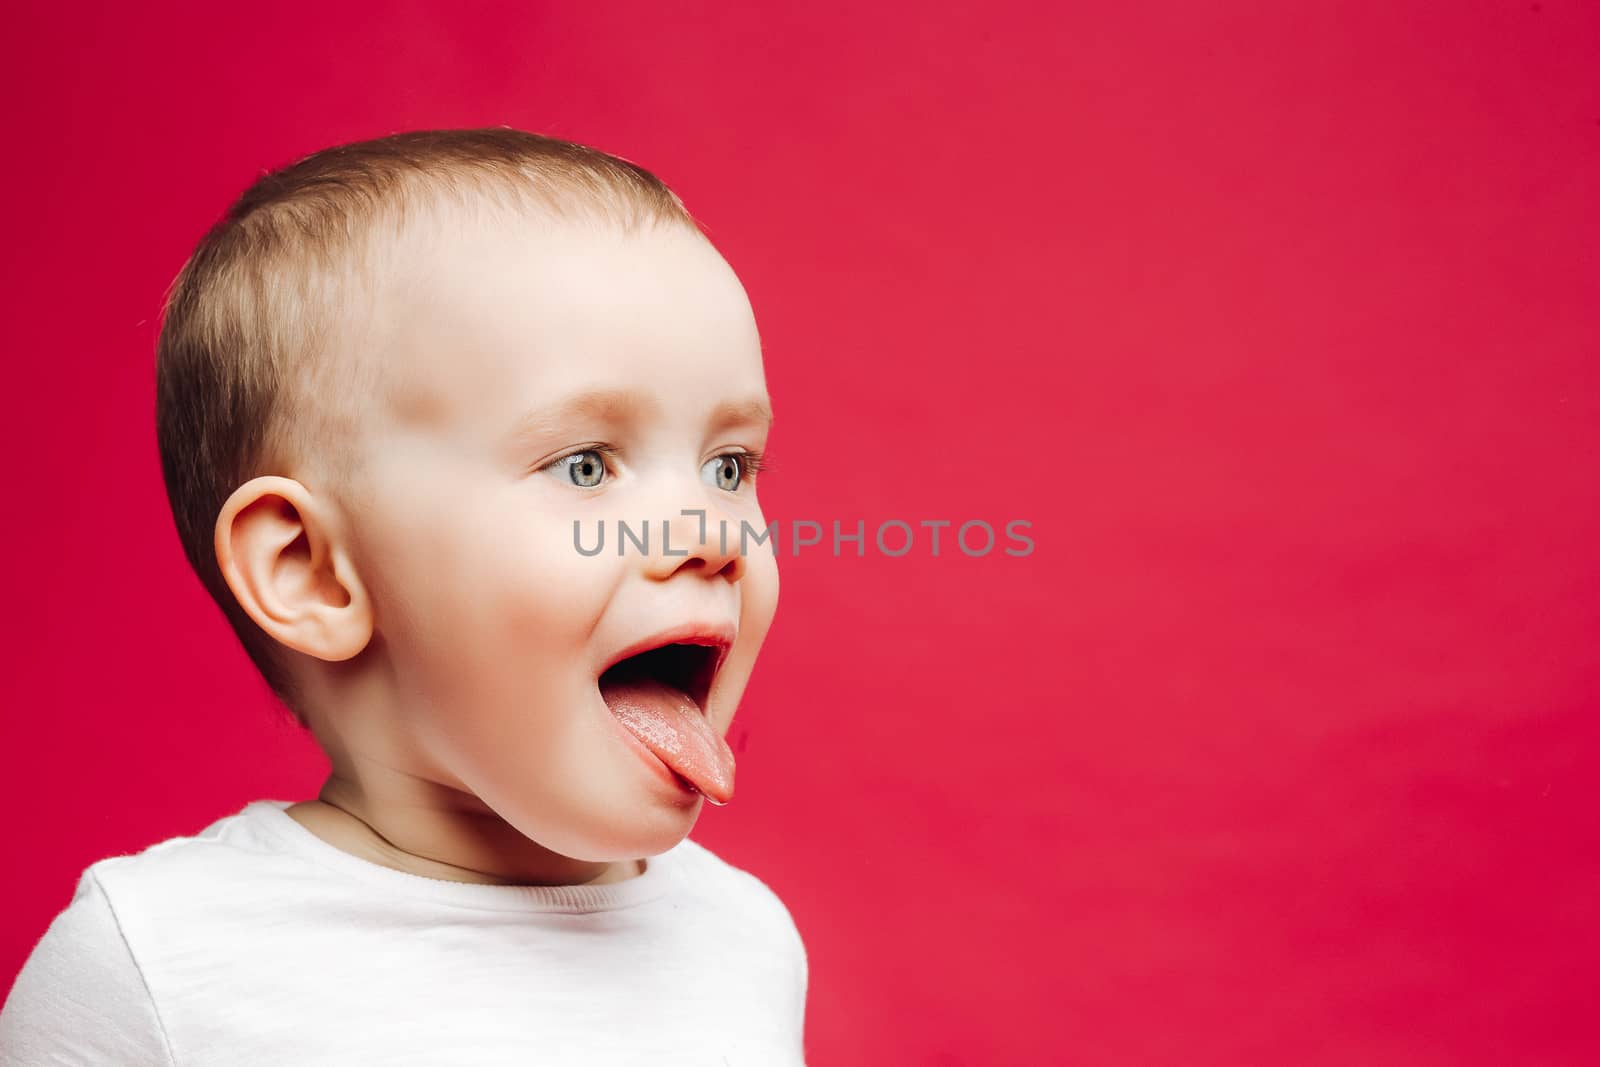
[{"x1": 154, "y1": 127, "x2": 705, "y2": 729}]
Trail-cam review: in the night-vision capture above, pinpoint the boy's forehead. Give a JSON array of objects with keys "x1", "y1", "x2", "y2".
[{"x1": 362, "y1": 208, "x2": 764, "y2": 438}]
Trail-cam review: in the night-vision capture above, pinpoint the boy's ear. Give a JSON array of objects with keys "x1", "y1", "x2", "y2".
[{"x1": 214, "y1": 476, "x2": 373, "y2": 662}]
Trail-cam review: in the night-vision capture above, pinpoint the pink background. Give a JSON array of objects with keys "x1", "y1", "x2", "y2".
[{"x1": 4, "y1": 2, "x2": 1598, "y2": 1062}]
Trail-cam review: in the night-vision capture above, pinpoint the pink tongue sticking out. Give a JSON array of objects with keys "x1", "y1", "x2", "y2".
[{"x1": 601, "y1": 677, "x2": 736, "y2": 805}]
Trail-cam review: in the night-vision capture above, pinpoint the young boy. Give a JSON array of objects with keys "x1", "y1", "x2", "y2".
[{"x1": 0, "y1": 127, "x2": 807, "y2": 1064}]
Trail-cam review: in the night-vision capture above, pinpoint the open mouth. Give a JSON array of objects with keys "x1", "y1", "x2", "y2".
[
  {"x1": 597, "y1": 641, "x2": 722, "y2": 715},
  {"x1": 595, "y1": 628, "x2": 739, "y2": 804}
]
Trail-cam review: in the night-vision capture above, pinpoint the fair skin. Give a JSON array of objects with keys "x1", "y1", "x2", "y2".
[{"x1": 214, "y1": 207, "x2": 780, "y2": 888}]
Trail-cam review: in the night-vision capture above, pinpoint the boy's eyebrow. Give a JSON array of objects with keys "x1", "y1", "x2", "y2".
[
  {"x1": 504, "y1": 391, "x2": 775, "y2": 448},
  {"x1": 503, "y1": 388, "x2": 658, "y2": 447},
  {"x1": 707, "y1": 396, "x2": 775, "y2": 431}
]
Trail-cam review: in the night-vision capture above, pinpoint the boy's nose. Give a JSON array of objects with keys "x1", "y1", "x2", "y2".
[{"x1": 643, "y1": 504, "x2": 745, "y2": 583}]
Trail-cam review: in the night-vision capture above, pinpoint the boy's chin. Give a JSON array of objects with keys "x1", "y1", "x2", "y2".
[{"x1": 493, "y1": 790, "x2": 703, "y2": 868}]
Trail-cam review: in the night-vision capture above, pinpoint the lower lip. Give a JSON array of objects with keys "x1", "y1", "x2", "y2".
[{"x1": 605, "y1": 703, "x2": 702, "y2": 798}]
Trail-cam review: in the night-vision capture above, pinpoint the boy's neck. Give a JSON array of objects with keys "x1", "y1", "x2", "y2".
[{"x1": 282, "y1": 798, "x2": 645, "y2": 887}]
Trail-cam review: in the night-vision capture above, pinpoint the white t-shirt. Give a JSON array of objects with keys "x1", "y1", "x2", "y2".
[{"x1": 0, "y1": 800, "x2": 809, "y2": 1065}]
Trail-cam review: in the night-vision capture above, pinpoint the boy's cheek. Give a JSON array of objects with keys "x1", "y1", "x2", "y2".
[
  {"x1": 746, "y1": 546, "x2": 780, "y2": 619},
  {"x1": 731, "y1": 559, "x2": 781, "y2": 678}
]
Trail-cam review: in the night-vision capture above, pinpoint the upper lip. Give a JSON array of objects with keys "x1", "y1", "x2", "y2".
[{"x1": 597, "y1": 622, "x2": 737, "y2": 711}]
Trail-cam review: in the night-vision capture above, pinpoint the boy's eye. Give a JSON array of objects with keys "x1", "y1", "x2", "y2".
[
  {"x1": 701, "y1": 454, "x2": 744, "y2": 492},
  {"x1": 548, "y1": 449, "x2": 608, "y2": 488},
  {"x1": 542, "y1": 448, "x2": 762, "y2": 491}
]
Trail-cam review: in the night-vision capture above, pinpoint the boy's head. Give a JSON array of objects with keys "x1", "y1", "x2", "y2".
[{"x1": 155, "y1": 128, "x2": 778, "y2": 866}]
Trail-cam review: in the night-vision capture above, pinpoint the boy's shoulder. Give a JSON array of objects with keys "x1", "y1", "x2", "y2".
[
  {"x1": 670, "y1": 835, "x2": 805, "y2": 939},
  {"x1": 0, "y1": 802, "x2": 287, "y2": 1059},
  {"x1": 74, "y1": 800, "x2": 288, "y2": 897}
]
